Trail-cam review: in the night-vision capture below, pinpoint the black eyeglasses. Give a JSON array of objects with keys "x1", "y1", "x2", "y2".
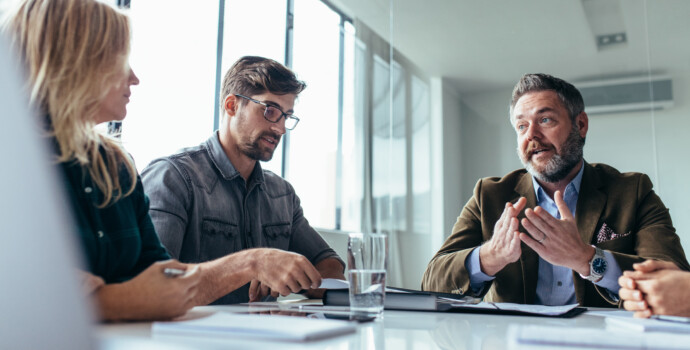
[{"x1": 235, "y1": 94, "x2": 300, "y2": 130}]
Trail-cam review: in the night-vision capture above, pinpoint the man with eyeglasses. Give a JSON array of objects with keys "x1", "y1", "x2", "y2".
[{"x1": 142, "y1": 56, "x2": 345, "y2": 304}]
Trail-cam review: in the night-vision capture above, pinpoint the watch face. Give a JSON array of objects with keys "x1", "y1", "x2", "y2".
[{"x1": 592, "y1": 258, "x2": 607, "y2": 275}]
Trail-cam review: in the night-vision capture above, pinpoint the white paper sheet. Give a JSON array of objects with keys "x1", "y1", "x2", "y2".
[
  {"x1": 152, "y1": 312, "x2": 356, "y2": 342},
  {"x1": 319, "y1": 278, "x2": 349, "y2": 289}
]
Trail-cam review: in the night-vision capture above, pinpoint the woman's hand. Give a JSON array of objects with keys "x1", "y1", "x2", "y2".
[{"x1": 96, "y1": 260, "x2": 201, "y2": 321}]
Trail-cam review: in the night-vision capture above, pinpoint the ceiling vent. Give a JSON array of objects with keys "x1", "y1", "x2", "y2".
[{"x1": 575, "y1": 75, "x2": 673, "y2": 115}]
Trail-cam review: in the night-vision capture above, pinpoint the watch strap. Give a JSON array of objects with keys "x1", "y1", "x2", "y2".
[{"x1": 580, "y1": 246, "x2": 606, "y2": 282}]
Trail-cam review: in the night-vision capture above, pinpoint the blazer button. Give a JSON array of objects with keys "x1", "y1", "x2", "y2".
[
  {"x1": 97, "y1": 231, "x2": 104, "y2": 238},
  {"x1": 85, "y1": 187, "x2": 93, "y2": 194}
]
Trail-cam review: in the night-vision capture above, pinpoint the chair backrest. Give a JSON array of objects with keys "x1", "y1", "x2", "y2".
[{"x1": 0, "y1": 34, "x2": 95, "y2": 350}]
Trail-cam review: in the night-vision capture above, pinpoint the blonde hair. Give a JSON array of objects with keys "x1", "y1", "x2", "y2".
[{"x1": 3, "y1": 0, "x2": 137, "y2": 207}]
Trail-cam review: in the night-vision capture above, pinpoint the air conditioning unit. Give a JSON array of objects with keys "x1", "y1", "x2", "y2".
[{"x1": 575, "y1": 75, "x2": 673, "y2": 115}]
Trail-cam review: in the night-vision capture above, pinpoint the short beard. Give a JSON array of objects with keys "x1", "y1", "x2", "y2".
[
  {"x1": 519, "y1": 127, "x2": 585, "y2": 183},
  {"x1": 240, "y1": 133, "x2": 278, "y2": 162},
  {"x1": 241, "y1": 145, "x2": 273, "y2": 162}
]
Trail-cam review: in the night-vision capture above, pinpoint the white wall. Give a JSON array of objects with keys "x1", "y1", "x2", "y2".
[
  {"x1": 459, "y1": 88, "x2": 520, "y2": 203},
  {"x1": 452, "y1": 79, "x2": 690, "y2": 257},
  {"x1": 439, "y1": 80, "x2": 467, "y2": 239},
  {"x1": 584, "y1": 76, "x2": 690, "y2": 252}
]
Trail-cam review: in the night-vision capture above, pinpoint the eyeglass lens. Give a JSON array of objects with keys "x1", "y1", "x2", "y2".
[
  {"x1": 263, "y1": 106, "x2": 283, "y2": 122},
  {"x1": 264, "y1": 106, "x2": 298, "y2": 129}
]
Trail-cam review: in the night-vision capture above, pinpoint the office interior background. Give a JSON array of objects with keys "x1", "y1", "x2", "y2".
[{"x1": 2, "y1": 0, "x2": 688, "y2": 290}]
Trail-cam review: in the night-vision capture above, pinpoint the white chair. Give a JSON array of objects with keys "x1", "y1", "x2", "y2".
[{"x1": 0, "y1": 34, "x2": 95, "y2": 350}]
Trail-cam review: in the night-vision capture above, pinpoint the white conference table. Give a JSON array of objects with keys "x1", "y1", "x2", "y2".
[{"x1": 97, "y1": 302, "x2": 627, "y2": 350}]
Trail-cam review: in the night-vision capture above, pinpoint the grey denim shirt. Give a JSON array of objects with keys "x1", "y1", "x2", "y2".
[{"x1": 141, "y1": 132, "x2": 342, "y2": 304}]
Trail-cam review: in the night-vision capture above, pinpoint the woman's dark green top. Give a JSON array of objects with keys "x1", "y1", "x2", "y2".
[{"x1": 60, "y1": 158, "x2": 171, "y2": 283}]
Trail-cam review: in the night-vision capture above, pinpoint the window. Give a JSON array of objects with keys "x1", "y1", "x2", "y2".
[
  {"x1": 289, "y1": 0, "x2": 342, "y2": 229},
  {"x1": 123, "y1": 0, "x2": 218, "y2": 170}
]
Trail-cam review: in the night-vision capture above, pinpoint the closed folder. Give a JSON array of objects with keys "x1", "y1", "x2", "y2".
[{"x1": 322, "y1": 287, "x2": 478, "y2": 312}]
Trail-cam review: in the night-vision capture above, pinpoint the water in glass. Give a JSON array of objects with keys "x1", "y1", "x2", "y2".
[{"x1": 348, "y1": 269, "x2": 386, "y2": 316}]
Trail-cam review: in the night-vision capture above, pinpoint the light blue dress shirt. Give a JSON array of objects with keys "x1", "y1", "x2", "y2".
[{"x1": 465, "y1": 162, "x2": 622, "y2": 304}]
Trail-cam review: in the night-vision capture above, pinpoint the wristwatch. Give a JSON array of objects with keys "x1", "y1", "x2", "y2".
[{"x1": 582, "y1": 246, "x2": 607, "y2": 282}]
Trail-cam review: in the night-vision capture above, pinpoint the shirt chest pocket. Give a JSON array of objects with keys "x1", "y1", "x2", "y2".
[
  {"x1": 200, "y1": 219, "x2": 241, "y2": 261},
  {"x1": 262, "y1": 223, "x2": 291, "y2": 250}
]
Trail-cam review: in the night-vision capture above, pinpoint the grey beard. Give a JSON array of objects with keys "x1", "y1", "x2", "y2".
[{"x1": 520, "y1": 129, "x2": 585, "y2": 183}]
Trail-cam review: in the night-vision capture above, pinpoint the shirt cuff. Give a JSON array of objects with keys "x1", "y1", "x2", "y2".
[
  {"x1": 466, "y1": 247, "x2": 495, "y2": 293},
  {"x1": 593, "y1": 250, "x2": 622, "y2": 296}
]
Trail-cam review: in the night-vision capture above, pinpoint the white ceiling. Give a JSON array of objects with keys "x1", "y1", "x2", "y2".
[{"x1": 330, "y1": 0, "x2": 690, "y2": 95}]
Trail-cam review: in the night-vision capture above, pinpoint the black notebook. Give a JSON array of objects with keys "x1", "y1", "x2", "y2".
[{"x1": 323, "y1": 287, "x2": 478, "y2": 312}]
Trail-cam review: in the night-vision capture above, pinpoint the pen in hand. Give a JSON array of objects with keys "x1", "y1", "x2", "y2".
[{"x1": 163, "y1": 267, "x2": 186, "y2": 278}]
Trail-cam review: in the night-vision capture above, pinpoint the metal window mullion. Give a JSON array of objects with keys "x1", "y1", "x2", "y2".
[
  {"x1": 334, "y1": 16, "x2": 345, "y2": 230},
  {"x1": 362, "y1": 44, "x2": 374, "y2": 235},
  {"x1": 387, "y1": 7, "x2": 394, "y2": 237},
  {"x1": 213, "y1": 0, "x2": 225, "y2": 131},
  {"x1": 404, "y1": 64, "x2": 413, "y2": 236},
  {"x1": 281, "y1": 0, "x2": 294, "y2": 179}
]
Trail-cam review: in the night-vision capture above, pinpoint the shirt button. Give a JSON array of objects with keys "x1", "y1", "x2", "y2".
[
  {"x1": 84, "y1": 187, "x2": 93, "y2": 194},
  {"x1": 97, "y1": 231, "x2": 104, "y2": 238},
  {"x1": 557, "y1": 281, "x2": 563, "y2": 287}
]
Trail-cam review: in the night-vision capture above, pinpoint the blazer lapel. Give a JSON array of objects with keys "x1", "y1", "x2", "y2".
[
  {"x1": 573, "y1": 162, "x2": 607, "y2": 303},
  {"x1": 576, "y1": 163, "x2": 606, "y2": 247},
  {"x1": 515, "y1": 172, "x2": 539, "y2": 304}
]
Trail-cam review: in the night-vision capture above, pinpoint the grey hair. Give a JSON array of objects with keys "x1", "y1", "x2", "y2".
[{"x1": 509, "y1": 73, "x2": 584, "y2": 121}]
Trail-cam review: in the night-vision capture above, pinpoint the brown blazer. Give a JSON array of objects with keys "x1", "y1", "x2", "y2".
[{"x1": 421, "y1": 162, "x2": 690, "y2": 307}]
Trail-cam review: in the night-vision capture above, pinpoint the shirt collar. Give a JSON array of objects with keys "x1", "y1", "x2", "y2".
[
  {"x1": 206, "y1": 131, "x2": 265, "y2": 184},
  {"x1": 532, "y1": 160, "x2": 585, "y2": 202}
]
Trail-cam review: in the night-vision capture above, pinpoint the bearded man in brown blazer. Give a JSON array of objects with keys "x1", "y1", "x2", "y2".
[{"x1": 422, "y1": 73, "x2": 689, "y2": 307}]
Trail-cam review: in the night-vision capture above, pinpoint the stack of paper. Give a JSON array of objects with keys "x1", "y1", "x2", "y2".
[{"x1": 152, "y1": 312, "x2": 357, "y2": 342}]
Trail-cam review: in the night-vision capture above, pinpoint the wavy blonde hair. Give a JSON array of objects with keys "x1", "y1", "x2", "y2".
[{"x1": 3, "y1": 0, "x2": 137, "y2": 207}]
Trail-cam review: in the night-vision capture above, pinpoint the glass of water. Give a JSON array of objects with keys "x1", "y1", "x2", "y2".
[{"x1": 347, "y1": 232, "x2": 387, "y2": 318}]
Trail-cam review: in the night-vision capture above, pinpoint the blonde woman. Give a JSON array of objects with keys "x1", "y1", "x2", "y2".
[{"x1": 3, "y1": 0, "x2": 322, "y2": 321}]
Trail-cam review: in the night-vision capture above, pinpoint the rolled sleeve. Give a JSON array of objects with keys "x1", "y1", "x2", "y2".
[{"x1": 288, "y1": 193, "x2": 344, "y2": 267}]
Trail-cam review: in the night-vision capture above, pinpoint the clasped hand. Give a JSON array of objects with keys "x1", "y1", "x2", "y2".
[
  {"x1": 480, "y1": 191, "x2": 594, "y2": 276},
  {"x1": 618, "y1": 260, "x2": 689, "y2": 318}
]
